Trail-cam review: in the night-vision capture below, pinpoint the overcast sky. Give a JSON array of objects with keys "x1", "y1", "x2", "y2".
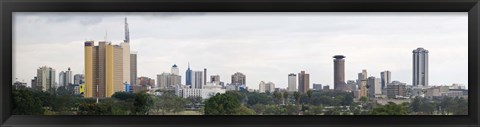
[{"x1": 13, "y1": 12, "x2": 468, "y2": 89}]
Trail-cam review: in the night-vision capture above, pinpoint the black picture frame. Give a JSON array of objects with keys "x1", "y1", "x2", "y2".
[{"x1": 1, "y1": 0, "x2": 479, "y2": 127}]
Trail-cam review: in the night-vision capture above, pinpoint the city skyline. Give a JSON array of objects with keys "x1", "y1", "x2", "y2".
[{"x1": 13, "y1": 12, "x2": 468, "y2": 89}]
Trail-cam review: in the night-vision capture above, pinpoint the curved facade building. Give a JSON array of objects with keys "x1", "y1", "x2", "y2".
[{"x1": 412, "y1": 47, "x2": 429, "y2": 87}]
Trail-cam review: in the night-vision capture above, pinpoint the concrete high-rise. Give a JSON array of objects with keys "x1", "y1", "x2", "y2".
[
  {"x1": 231, "y1": 72, "x2": 246, "y2": 85},
  {"x1": 367, "y1": 76, "x2": 382, "y2": 98},
  {"x1": 413, "y1": 47, "x2": 429, "y2": 87},
  {"x1": 35, "y1": 66, "x2": 56, "y2": 93},
  {"x1": 84, "y1": 41, "x2": 124, "y2": 98},
  {"x1": 59, "y1": 67, "x2": 73, "y2": 87},
  {"x1": 333, "y1": 55, "x2": 349, "y2": 92},
  {"x1": 357, "y1": 70, "x2": 368, "y2": 97},
  {"x1": 380, "y1": 71, "x2": 391, "y2": 89},
  {"x1": 298, "y1": 71, "x2": 310, "y2": 93},
  {"x1": 287, "y1": 73, "x2": 297, "y2": 92},
  {"x1": 157, "y1": 73, "x2": 181, "y2": 89},
  {"x1": 259, "y1": 81, "x2": 275, "y2": 93},
  {"x1": 192, "y1": 71, "x2": 203, "y2": 89},
  {"x1": 59, "y1": 71, "x2": 65, "y2": 87},
  {"x1": 130, "y1": 53, "x2": 137, "y2": 86}
]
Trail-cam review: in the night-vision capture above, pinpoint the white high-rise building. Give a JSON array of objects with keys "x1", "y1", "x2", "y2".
[
  {"x1": 287, "y1": 73, "x2": 297, "y2": 92},
  {"x1": 58, "y1": 67, "x2": 73, "y2": 87},
  {"x1": 59, "y1": 71, "x2": 65, "y2": 87},
  {"x1": 413, "y1": 47, "x2": 429, "y2": 87},
  {"x1": 259, "y1": 81, "x2": 275, "y2": 93},
  {"x1": 171, "y1": 64, "x2": 179, "y2": 75},
  {"x1": 191, "y1": 71, "x2": 203, "y2": 89},
  {"x1": 367, "y1": 76, "x2": 382, "y2": 98}
]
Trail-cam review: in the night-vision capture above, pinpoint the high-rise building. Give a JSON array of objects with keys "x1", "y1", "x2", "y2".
[
  {"x1": 84, "y1": 41, "x2": 124, "y2": 98},
  {"x1": 74, "y1": 74, "x2": 84, "y2": 85},
  {"x1": 186, "y1": 63, "x2": 192, "y2": 86},
  {"x1": 171, "y1": 64, "x2": 179, "y2": 75},
  {"x1": 287, "y1": 73, "x2": 297, "y2": 92},
  {"x1": 259, "y1": 81, "x2": 275, "y2": 93},
  {"x1": 192, "y1": 71, "x2": 203, "y2": 89},
  {"x1": 130, "y1": 53, "x2": 137, "y2": 86},
  {"x1": 357, "y1": 70, "x2": 368, "y2": 97},
  {"x1": 157, "y1": 73, "x2": 181, "y2": 89},
  {"x1": 367, "y1": 76, "x2": 382, "y2": 98},
  {"x1": 313, "y1": 83, "x2": 322, "y2": 91},
  {"x1": 387, "y1": 81, "x2": 407, "y2": 98},
  {"x1": 333, "y1": 55, "x2": 349, "y2": 92},
  {"x1": 58, "y1": 67, "x2": 73, "y2": 87},
  {"x1": 35, "y1": 66, "x2": 56, "y2": 93},
  {"x1": 231, "y1": 72, "x2": 246, "y2": 85},
  {"x1": 380, "y1": 71, "x2": 391, "y2": 89},
  {"x1": 31, "y1": 76, "x2": 37, "y2": 89},
  {"x1": 413, "y1": 47, "x2": 429, "y2": 87},
  {"x1": 59, "y1": 71, "x2": 65, "y2": 87},
  {"x1": 121, "y1": 18, "x2": 131, "y2": 86},
  {"x1": 210, "y1": 75, "x2": 220, "y2": 84},
  {"x1": 298, "y1": 71, "x2": 310, "y2": 93},
  {"x1": 347, "y1": 80, "x2": 356, "y2": 91},
  {"x1": 204, "y1": 68, "x2": 207, "y2": 85}
]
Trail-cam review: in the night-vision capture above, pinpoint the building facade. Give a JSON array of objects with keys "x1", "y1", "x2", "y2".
[
  {"x1": 185, "y1": 63, "x2": 192, "y2": 86},
  {"x1": 192, "y1": 71, "x2": 203, "y2": 89},
  {"x1": 312, "y1": 83, "x2": 322, "y2": 91},
  {"x1": 35, "y1": 66, "x2": 56, "y2": 93},
  {"x1": 259, "y1": 81, "x2": 275, "y2": 93},
  {"x1": 231, "y1": 72, "x2": 246, "y2": 85},
  {"x1": 130, "y1": 53, "x2": 137, "y2": 86},
  {"x1": 84, "y1": 41, "x2": 125, "y2": 98},
  {"x1": 333, "y1": 55, "x2": 349, "y2": 92},
  {"x1": 386, "y1": 81, "x2": 407, "y2": 99},
  {"x1": 74, "y1": 74, "x2": 84, "y2": 85},
  {"x1": 210, "y1": 75, "x2": 220, "y2": 84},
  {"x1": 298, "y1": 71, "x2": 310, "y2": 93},
  {"x1": 380, "y1": 71, "x2": 391, "y2": 89},
  {"x1": 367, "y1": 76, "x2": 382, "y2": 98},
  {"x1": 288, "y1": 73, "x2": 297, "y2": 92},
  {"x1": 157, "y1": 73, "x2": 181, "y2": 89},
  {"x1": 413, "y1": 47, "x2": 429, "y2": 87},
  {"x1": 357, "y1": 70, "x2": 368, "y2": 97}
]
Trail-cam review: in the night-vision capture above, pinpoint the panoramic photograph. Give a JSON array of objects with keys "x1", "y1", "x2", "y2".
[{"x1": 12, "y1": 12, "x2": 468, "y2": 115}]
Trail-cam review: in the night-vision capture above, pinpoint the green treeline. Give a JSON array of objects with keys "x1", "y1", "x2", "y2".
[{"x1": 12, "y1": 86, "x2": 468, "y2": 115}]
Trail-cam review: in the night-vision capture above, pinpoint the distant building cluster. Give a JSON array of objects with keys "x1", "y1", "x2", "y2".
[{"x1": 16, "y1": 17, "x2": 467, "y2": 103}]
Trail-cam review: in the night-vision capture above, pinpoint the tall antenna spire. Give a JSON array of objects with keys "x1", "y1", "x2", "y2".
[
  {"x1": 124, "y1": 17, "x2": 130, "y2": 43},
  {"x1": 188, "y1": 62, "x2": 190, "y2": 69}
]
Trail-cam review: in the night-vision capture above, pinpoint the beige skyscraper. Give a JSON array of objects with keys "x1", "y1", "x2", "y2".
[
  {"x1": 36, "y1": 66, "x2": 56, "y2": 93},
  {"x1": 357, "y1": 69, "x2": 368, "y2": 97},
  {"x1": 121, "y1": 42, "x2": 130, "y2": 86},
  {"x1": 84, "y1": 41, "x2": 124, "y2": 98},
  {"x1": 298, "y1": 71, "x2": 310, "y2": 93}
]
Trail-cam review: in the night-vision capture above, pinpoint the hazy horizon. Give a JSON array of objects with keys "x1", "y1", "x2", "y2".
[{"x1": 13, "y1": 12, "x2": 468, "y2": 90}]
